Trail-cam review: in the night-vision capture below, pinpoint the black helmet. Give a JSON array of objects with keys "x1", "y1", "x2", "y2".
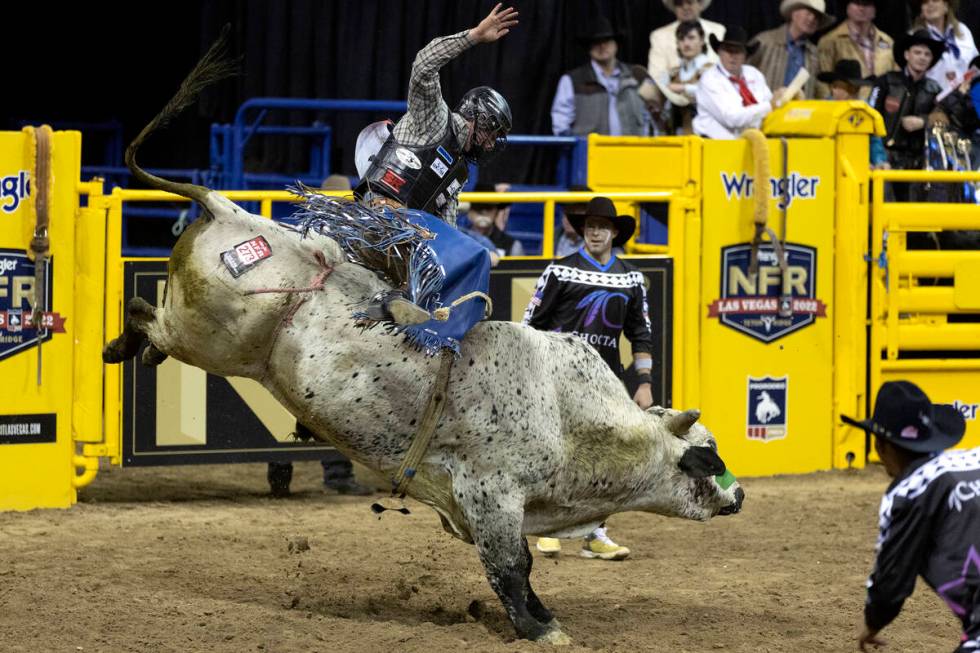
[{"x1": 456, "y1": 86, "x2": 512, "y2": 162}]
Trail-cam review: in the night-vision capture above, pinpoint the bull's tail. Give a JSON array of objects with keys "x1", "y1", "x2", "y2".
[{"x1": 125, "y1": 25, "x2": 238, "y2": 205}]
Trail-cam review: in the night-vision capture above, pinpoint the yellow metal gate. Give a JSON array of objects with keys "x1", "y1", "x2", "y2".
[{"x1": 870, "y1": 170, "x2": 980, "y2": 449}]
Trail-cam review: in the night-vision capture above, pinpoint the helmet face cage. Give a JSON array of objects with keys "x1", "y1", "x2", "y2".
[{"x1": 457, "y1": 87, "x2": 512, "y2": 163}]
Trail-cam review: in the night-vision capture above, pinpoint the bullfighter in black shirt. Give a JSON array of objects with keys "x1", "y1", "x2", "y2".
[
  {"x1": 842, "y1": 381, "x2": 973, "y2": 652},
  {"x1": 523, "y1": 196, "x2": 654, "y2": 561}
]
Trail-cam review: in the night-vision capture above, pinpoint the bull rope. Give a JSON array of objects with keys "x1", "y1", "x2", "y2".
[{"x1": 372, "y1": 349, "x2": 454, "y2": 516}]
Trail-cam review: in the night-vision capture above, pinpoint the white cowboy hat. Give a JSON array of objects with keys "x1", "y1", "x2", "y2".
[
  {"x1": 779, "y1": 0, "x2": 836, "y2": 32},
  {"x1": 661, "y1": 0, "x2": 712, "y2": 11}
]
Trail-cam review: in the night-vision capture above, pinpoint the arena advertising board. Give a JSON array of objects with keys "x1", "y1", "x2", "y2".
[
  {"x1": 122, "y1": 261, "x2": 337, "y2": 466},
  {"x1": 0, "y1": 248, "x2": 64, "y2": 363},
  {"x1": 0, "y1": 413, "x2": 56, "y2": 445},
  {"x1": 746, "y1": 376, "x2": 788, "y2": 442},
  {"x1": 708, "y1": 242, "x2": 826, "y2": 343}
]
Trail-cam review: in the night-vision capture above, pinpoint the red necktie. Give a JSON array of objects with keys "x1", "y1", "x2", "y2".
[{"x1": 730, "y1": 75, "x2": 757, "y2": 107}]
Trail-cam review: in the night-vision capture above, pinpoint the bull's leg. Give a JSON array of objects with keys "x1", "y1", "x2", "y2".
[
  {"x1": 522, "y1": 540, "x2": 555, "y2": 626},
  {"x1": 456, "y1": 477, "x2": 569, "y2": 644},
  {"x1": 103, "y1": 297, "x2": 168, "y2": 366}
]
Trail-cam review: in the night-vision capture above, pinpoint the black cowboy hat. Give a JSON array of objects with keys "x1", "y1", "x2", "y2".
[
  {"x1": 816, "y1": 59, "x2": 875, "y2": 86},
  {"x1": 841, "y1": 381, "x2": 966, "y2": 453},
  {"x1": 567, "y1": 196, "x2": 636, "y2": 248},
  {"x1": 559, "y1": 184, "x2": 593, "y2": 214},
  {"x1": 469, "y1": 181, "x2": 511, "y2": 211},
  {"x1": 894, "y1": 29, "x2": 946, "y2": 71},
  {"x1": 576, "y1": 15, "x2": 623, "y2": 46},
  {"x1": 710, "y1": 26, "x2": 760, "y2": 57}
]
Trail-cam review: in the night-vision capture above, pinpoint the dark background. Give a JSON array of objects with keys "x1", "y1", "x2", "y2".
[{"x1": 6, "y1": 0, "x2": 976, "y2": 185}]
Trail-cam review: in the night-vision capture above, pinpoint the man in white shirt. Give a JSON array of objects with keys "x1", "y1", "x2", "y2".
[
  {"x1": 648, "y1": 0, "x2": 725, "y2": 82},
  {"x1": 693, "y1": 26, "x2": 778, "y2": 140}
]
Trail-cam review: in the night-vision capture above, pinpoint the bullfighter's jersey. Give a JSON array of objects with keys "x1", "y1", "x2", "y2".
[
  {"x1": 865, "y1": 447, "x2": 980, "y2": 646},
  {"x1": 522, "y1": 249, "x2": 652, "y2": 377}
]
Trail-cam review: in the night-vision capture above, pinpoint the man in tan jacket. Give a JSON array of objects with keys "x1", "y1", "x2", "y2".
[
  {"x1": 817, "y1": 0, "x2": 897, "y2": 100},
  {"x1": 749, "y1": 0, "x2": 835, "y2": 99},
  {"x1": 648, "y1": 0, "x2": 724, "y2": 83}
]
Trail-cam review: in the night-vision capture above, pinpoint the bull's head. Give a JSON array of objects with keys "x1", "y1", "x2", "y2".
[{"x1": 648, "y1": 407, "x2": 744, "y2": 521}]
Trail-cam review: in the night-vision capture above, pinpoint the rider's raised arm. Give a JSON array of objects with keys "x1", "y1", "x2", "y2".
[
  {"x1": 399, "y1": 31, "x2": 476, "y2": 143},
  {"x1": 397, "y1": 4, "x2": 518, "y2": 146}
]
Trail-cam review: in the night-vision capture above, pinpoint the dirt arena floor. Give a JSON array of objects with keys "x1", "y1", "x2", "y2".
[{"x1": 0, "y1": 462, "x2": 960, "y2": 652}]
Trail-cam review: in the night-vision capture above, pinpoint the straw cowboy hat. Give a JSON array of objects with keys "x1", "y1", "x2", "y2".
[
  {"x1": 780, "y1": 0, "x2": 835, "y2": 32},
  {"x1": 567, "y1": 197, "x2": 636, "y2": 248},
  {"x1": 841, "y1": 381, "x2": 966, "y2": 453},
  {"x1": 662, "y1": 0, "x2": 712, "y2": 11}
]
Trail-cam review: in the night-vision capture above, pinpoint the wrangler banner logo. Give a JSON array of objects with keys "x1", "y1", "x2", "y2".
[{"x1": 708, "y1": 243, "x2": 826, "y2": 343}]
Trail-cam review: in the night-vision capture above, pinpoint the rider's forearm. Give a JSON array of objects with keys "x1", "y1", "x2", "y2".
[{"x1": 407, "y1": 31, "x2": 475, "y2": 110}]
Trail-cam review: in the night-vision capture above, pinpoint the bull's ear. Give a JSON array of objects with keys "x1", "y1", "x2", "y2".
[{"x1": 678, "y1": 446, "x2": 726, "y2": 478}]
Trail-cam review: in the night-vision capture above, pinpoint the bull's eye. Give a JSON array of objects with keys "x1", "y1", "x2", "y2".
[{"x1": 707, "y1": 438, "x2": 718, "y2": 451}]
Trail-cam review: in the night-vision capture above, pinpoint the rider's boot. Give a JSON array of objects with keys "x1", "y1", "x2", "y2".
[{"x1": 360, "y1": 290, "x2": 431, "y2": 326}]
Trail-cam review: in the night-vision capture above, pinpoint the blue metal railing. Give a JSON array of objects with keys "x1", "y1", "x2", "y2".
[{"x1": 217, "y1": 97, "x2": 588, "y2": 190}]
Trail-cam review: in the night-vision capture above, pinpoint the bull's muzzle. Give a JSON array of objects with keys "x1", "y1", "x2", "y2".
[{"x1": 718, "y1": 487, "x2": 745, "y2": 516}]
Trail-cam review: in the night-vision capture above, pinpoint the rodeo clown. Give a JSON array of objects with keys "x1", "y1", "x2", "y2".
[
  {"x1": 350, "y1": 3, "x2": 517, "y2": 328},
  {"x1": 523, "y1": 196, "x2": 654, "y2": 561},
  {"x1": 841, "y1": 382, "x2": 977, "y2": 652}
]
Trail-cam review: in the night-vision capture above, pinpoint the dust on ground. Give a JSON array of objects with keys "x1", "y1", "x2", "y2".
[{"x1": 0, "y1": 462, "x2": 958, "y2": 652}]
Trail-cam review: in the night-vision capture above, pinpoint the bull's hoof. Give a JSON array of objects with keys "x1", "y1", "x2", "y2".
[
  {"x1": 141, "y1": 343, "x2": 168, "y2": 367},
  {"x1": 538, "y1": 628, "x2": 572, "y2": 646},
  {"x1": 102, "y1": 338, "x2": 134, "y2": 364},
  {"x1": 102, "y1": 343, "x2": 123, "y2": 364}
]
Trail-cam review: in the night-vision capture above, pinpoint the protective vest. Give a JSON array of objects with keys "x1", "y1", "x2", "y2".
[
  {"x1": 355, "y1": 123, "x2": 468, "y2": 216},
  {"x1": 567, "y1": 62, "x2": 649, "y2": 136},
  {"x1": 872, "y1": 71, "x2": 943, "y2": 155}
]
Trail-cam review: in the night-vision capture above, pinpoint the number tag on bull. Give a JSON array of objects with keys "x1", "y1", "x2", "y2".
[{"x1": 221, "y1": 236, "x2": 273, "y2": 278}]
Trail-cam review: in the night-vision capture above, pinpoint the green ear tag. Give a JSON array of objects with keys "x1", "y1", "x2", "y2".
[{"x1": 715, "y1": 469, "x2": 736, "y2": 490}]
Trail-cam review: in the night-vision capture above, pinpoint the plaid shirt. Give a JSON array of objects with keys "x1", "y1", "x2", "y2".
[{"x1": 393, "y1": 30, "x2": 475, "y2": 225}]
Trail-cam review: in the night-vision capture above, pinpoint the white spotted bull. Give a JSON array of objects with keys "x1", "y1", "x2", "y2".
[{"x1": 104, "y1": 33, "x2": 744, "y2": 644}]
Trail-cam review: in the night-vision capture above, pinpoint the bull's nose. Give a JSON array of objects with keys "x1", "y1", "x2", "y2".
[{"x1": 719, "y1": 487, "x2": 745, "y2": 516}]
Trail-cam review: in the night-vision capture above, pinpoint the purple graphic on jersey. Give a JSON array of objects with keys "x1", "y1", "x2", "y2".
[
  {"x1": 937, "y1": 545, "x2": 980, "y2": 617},
  {"x1": 576, "y1": 290, "x2": 629, "y2": 329}
]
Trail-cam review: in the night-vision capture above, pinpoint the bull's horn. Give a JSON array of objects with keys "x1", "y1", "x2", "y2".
[{"x1": 666, "y1": 409, "x2": 701, "y2": 436}]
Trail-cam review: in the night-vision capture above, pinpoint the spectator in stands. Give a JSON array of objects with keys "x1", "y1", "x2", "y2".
[
  {"x1": 524, "y1": 196, "x2": 653, "y2": 562},
  {"x1": 749, "y1": 0, "x2": 836, "y2": 100},
  {"x1": 817, "y1": 59, "x2": 890, "y2": 169},
  {"x1": 657, "y1": 20, "x2": 714, "y2": 134},
  {"x1": 555, "y1": 184, "x2": 591, "y2": 257},
  {"x1": 870, "y1": 30, "x2": 950, "y2": 201},
  {"x1": 817, "y1": 0, "x2": 897, "y2": 100},
  {"x1": 648, "y1": 0, "x2": 725, "y2": 83},
  {"x1": 693, "y1": 27, "x2": 777, "y2": 139},
  {"x1": 910, "y1": 0, "x2": 979, "y2": 91},
  {"x1": 551, "y1": 16, "x2": 656, "y2": 137},
  {"x1": 464, "y1": 182, "x2": 524, "y2": 257},
  {"x1": 842, "y1": 382, "x2": 970, "y2": 653}
]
